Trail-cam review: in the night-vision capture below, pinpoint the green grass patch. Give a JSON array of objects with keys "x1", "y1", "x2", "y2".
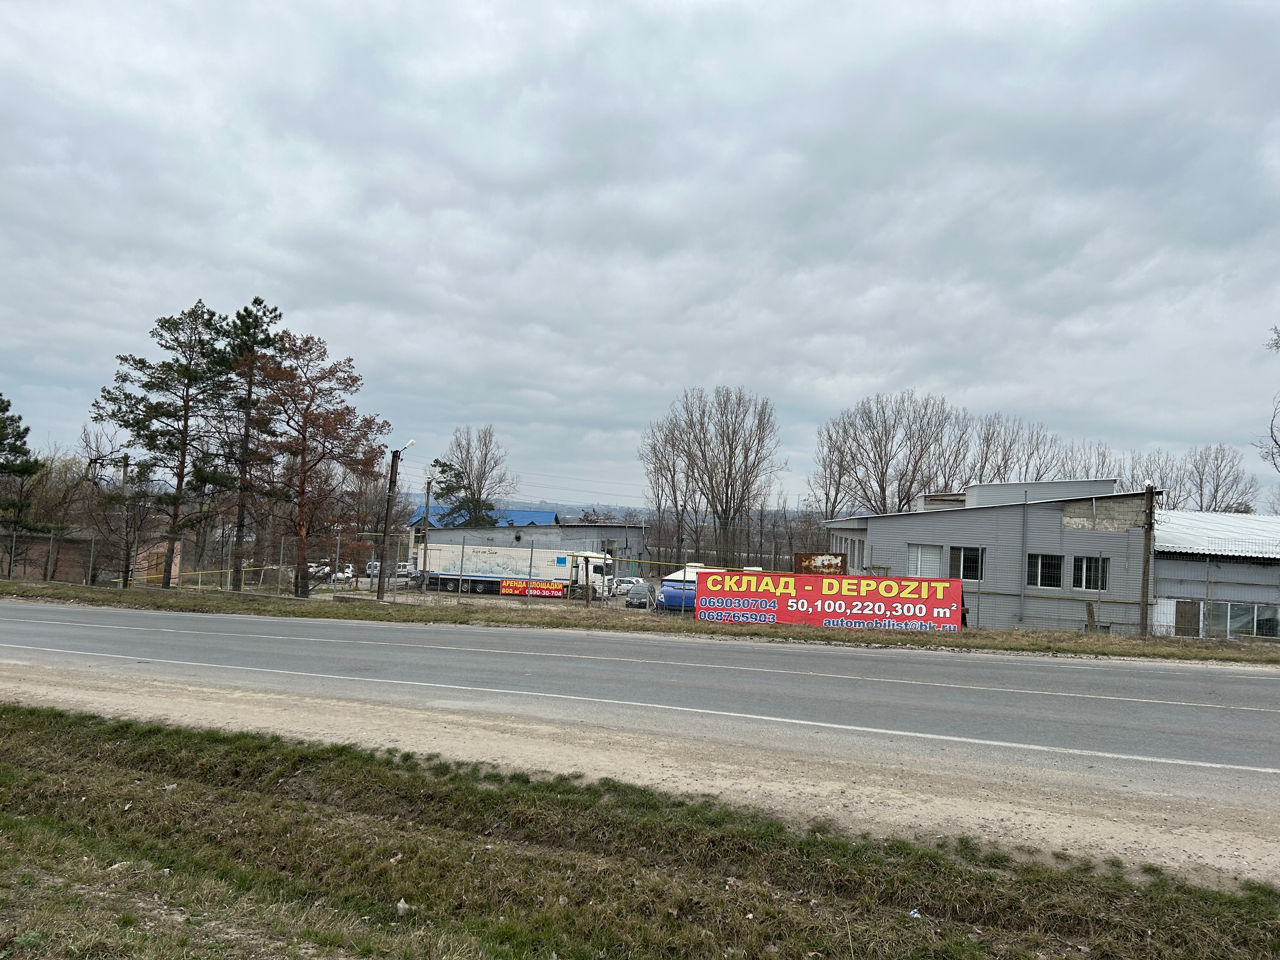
[
  {"x1": 1, "y1": 704, "x2": 1277, "y2": 958},
  {"x1": 4, "y1": 579, "x2": 1278, "y2": 664}
]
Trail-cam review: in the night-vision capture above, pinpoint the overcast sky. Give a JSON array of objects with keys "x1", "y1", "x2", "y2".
[{"x1": 3, "y1": 0, "x2": 1279, "y2": 508}]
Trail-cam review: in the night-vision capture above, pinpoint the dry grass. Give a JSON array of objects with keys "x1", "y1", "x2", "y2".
[
  {"x1": 1, "y1": 704, "x2": 1278, "y2": 959},
  {"x1": 3, "y1": 578, "x2": 1279, "y2": 664}
]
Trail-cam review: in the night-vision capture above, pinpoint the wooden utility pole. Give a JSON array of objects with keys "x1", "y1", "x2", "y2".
[
  {"x1": 120, "y1": 454, "x2": 132, "y2": 590},
  {"x1": 377, "y1": 441, "x2": 414, "y2": 601},
  {"x1": 1139, "y1": 483, "x2": 1156, "y2": 636}
]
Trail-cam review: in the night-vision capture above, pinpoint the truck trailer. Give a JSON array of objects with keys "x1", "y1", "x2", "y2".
[{"x1": 416, "y1": 542, "x2": 611, "y2": 597}]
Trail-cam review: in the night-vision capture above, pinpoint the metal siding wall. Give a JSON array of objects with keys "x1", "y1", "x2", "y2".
[
  {"x1": 866, "y1": 502, "x2": 1148, "y2": 633},
  {"x1": 1154, "y1": 555, "x2": 1280, "y2": 604},
  {"x1": 965, "y1": 480, "x2": 1116, "y2": 507}
]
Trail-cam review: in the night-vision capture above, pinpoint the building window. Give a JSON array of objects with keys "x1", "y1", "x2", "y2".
[
  {"x1": 1072, "y1": 556, "x2": 1109, "y2": 591},
  {"x1": 907, "y1": 543, "x2": 943, "y2": 577},
  {"x1": 1177, "y1": 600, "x2": 1276, "y2": 639},
  {"x1": 1026, "y1": 554, "x2": 1063, "y2": 588},
  {"x1": 1257, "y1": 605, "x2": 1280, "y2": 638},
  {"x1": 949, "y1": 546, "x2": 985, "y2": 581}
]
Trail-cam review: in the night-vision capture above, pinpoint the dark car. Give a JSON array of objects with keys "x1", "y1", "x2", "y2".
[{"x1": 625, "y1": 581, "x2": 656, "y2": 609}]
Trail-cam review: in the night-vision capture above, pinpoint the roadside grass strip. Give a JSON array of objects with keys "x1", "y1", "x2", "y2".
[
  {"x1": 1, "y1": 705, "x2": 1277, "y2": 959},
  {"x1": 3, "y1": 580, "x2": 1279, "y2": 664}
]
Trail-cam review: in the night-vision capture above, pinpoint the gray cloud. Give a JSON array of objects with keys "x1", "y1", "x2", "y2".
[{"x1": 2, "y1": 0, "x2": 1279, "y2": 505}]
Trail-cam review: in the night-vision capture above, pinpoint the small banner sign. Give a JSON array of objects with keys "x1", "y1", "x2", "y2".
[
  {"x1": 793, "y1": 553, "x2": 848, "y2": 576},
  {"x1": 500, "y1": 579, "x2": 566, "y2": 598},
  {"x1": 694, "y1": 571, "x2": 962, "y2": 632}
]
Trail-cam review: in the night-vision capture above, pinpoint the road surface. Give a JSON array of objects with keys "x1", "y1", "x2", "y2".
[{"x1": 2, "y1": 600, "x2": 1277, "y2": 883}]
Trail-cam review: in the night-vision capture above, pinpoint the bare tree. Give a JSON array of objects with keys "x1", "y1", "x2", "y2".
[
  {"x1": 639, "y1": 416, "x2": 707, "y2": 563},
  {"x1": 811, "y1": 391, "x2": 953, "y2": 516},
  {"x1": 80, "y1": 425, "x2": 160, "y2": 588},
  {"x1": 811, "y1": 386, "x2": 1259, "y2": 518},
  {"x1": 1120, "y1": 449, "x2": 1191, "y2": 508},
  {"x1": 669, "y1": 386, "x2": 782, "y2": 564},
  {"x1": 432, "y1": 424, "x2": 517, "y2": 526},
  {"x1": 807, "y1": 416, "x2": 853, "y2": 518},
  {"x1": 926, "y1": 406, "x2": 974, "y2": 494},
  {"x1": 1185, "y1": 443, "x2": 1258, "y2": 512}
]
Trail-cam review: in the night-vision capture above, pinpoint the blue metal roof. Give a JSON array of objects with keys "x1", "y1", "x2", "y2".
[{"x1": 408, "y1": 504, "x2": 560, "y2": 528}]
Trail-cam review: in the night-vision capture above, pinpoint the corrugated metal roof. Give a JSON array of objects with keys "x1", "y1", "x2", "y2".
[
  {"x1": 1155, "y1": 510, "x2": 1280, "y2": 559},
  {"x1": 407, "y1": 504, "x2": 560, "y2": 528}
]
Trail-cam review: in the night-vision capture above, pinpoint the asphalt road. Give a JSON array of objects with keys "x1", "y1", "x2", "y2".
[{"x1": 1, "y1": 600, "x2": 1278, "y2": 808}]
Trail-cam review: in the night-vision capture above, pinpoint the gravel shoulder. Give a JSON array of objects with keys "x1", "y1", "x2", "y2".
[{"x1": 2, "y1": 657, "x2": 1277, "y2": 888}]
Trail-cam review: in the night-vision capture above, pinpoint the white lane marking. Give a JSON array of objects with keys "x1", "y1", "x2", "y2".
[
  {"x1": 3, "y1": 641, "x2": 1278, "y2": 776},
  {"x1": 1, "y1": 617, "x2": 1276, "y2": 715},
  {"x1": 5, "y1": 605, "x2": 1278, "y2": 682}
]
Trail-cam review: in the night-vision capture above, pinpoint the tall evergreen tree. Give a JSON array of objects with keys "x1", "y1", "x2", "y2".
[
  {"x1": 92, "y1": 301, "x2": 232, "y2": 588},
  {"x1": 430, "y1": 457, "x2": 499, "y2": 527},
  {"x1": 219, "y1": 297, "x2": 280, "y2": 590},
  {"x1": 0, "y1": 392, "x2": 44, "y2": 577}
]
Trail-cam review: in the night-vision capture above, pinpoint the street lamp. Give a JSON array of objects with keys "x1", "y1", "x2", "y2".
[
  {"x1": 421, "y1": 472, "x2": 437, "y2": 589},
  {"x1": 377, "y1": 440, "x2": 414, "y2": 601}
]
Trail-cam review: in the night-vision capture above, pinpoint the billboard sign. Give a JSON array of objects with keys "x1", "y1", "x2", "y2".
[
  {"x1": 793, "y1": 553, "x2": 848, "y2": 576},
  {"x1": 694, "y1": 571, "x2": 962, "y2": 632},
  {"x1": 500, "y1": 579, "x2": 566, "y2": 597}
]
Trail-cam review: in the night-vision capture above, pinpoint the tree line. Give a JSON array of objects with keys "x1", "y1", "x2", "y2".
[
  {"x1": 639, "y1": 386, "x2": 828, "y2": 568},
  {"x1": 2, "y1": 299, "x2": 396, "y2": 595},
  {"x1": 639, "y1": 384, "x2": 1266, "y2": 571},
  {"x1": 809, "y1": 390, "x2": 1260, "y2": 517},
  {"x1": 0, "y1": 295, "x2": 530, "y2": 593}
]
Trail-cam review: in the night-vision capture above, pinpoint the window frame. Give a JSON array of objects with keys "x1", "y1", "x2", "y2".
[
  {"x1": 1071, "y1": 555, "x2": 1110, "y2": 591},
  {"x1": 948, "y1": 546, "x2": 986, "y2": 581},
  {"x1": 907, "y1": 543, "x2": 943, "y2": 577},
  {"x1": 1026, "y1": 553, "x2": 1064, "y2": 588}
]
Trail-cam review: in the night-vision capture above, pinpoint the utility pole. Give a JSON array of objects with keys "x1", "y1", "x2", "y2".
[
  {"x1": 377, "y1": 440, "x2": 414, "y2": 601},
  {"x1": 421, "y1": 473, "x2": 435, "y2": 581},
  {"x1": 1139, "y1": 483, "x2": 1155, "y2": 636},
  {"x1": 120, "y1": 454, "x2": 132, "y2": 590}
]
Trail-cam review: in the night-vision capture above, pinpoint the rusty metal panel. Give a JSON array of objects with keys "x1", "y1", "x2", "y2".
[{"x1": 793, "y1": 552, "x2": 848, "y2": 575}]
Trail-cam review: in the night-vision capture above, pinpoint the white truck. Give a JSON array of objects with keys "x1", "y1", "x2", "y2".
[{"x1": 416, "y1": 542, "x2": 611, "y2": 597}]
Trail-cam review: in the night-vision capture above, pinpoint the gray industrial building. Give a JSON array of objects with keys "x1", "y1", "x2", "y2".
[
  {"x1": 1150, "y1": 511, "x2": 1280, "y2": 638},
  {"x1": 825, "y1": 479, "x2": 1280, "y2": 639},
  {"x1": 825, "y1": 479, "x2": 1156, "y2": 634}
]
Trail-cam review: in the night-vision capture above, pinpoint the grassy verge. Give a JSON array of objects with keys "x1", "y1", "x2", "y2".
[
  {"x1": 2, "y1": 704, "x2": 1277, "y2": 959},
  {"x1": 3, "y1": 578, "x2": 1279, "y2": 664}
]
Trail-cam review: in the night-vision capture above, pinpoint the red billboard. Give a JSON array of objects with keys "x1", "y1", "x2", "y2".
[
  {"x1": 500, "y1": 578, "x2": 566, "y2": 598},
  {"x1": 694, "y1": 571, "x2": 962, "y2": 632}
]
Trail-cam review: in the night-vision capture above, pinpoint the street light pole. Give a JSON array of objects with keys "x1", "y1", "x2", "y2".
[
  {"x1": 377, "y1": 440, "x2": 414, "y2": 601},
  {"x1": 420, "y1": 473, "x2": 435, "y2": 585}
]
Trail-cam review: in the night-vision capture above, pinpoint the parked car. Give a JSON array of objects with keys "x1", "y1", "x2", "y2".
[
  {"x1": 612, "y1": 576, "x2": 643, "y2": 597},
  {"x1": 365, "y1": 561, "x2": 412, "y2": 579},
  {"x1": 656, "y1": 565, "x2": 718, "y2": 612},
  {"x1": 625, "y1": 581, "x2": 656, "y2": 609}
]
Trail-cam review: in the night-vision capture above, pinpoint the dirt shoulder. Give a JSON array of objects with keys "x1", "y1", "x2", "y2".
[{"x1": 2, "y1": 658, "x2": 1276, "y2": 888}]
